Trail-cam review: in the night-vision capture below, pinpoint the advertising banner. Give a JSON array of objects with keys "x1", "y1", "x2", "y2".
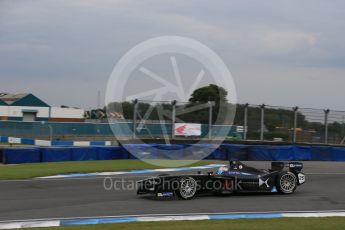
[{"x1": 174, "y1": 123, "x2": 201, "y2": 136}]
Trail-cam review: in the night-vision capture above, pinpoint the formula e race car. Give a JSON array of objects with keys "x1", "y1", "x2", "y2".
[{"x1": 137, "y1": 161, "x2": 306, "y2": 200}]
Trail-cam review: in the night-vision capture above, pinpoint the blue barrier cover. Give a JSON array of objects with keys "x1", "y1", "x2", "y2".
[
  {"x1": 156, "y1": 144, "x2": 186, "y2": 159},
  {"x1": 71, "y1": 147, "x2": 98, "y2": 161},
  {"x1": 123, "y1": 144, "x2": 158, "y2": 159},
  {"x1": 272, "y1": 146, "x2": 295, "y2": 161},
  {"x1": 248, "y1": 145, "x2": 300, "y2": 161},
  {"x1": 310, "y1": 146, "x2": 332, "y2": 161},
  {"x1": 96, "y1": 147, "x2": 128, "y2": 160},
  {"x1": 0, "y1": 149, "x2": 3, "y2": 163},
  {"x1": 293, "y1": 146, "x2": 312, "y2": 161},
  {"x1": 212, "y1": 147, "x2": 227, "y2": 160},
  {"x1": 2, "y1": 143, "x2": 345, "y2": 164},
  {"x1": 41, "y1": 147, "x2": 72, "y2": 162},
  {"x1": 247, "y1": 145, "x2": 275, "y2": 161},
  {"x1": 4, "y1": 148, "x2": 41, "y2": 164},
  {"x1": 221, "y1": 144, "x2": 248, "y2": 161},
  {"x1": 331, "y1": 147, "x2": 345, "y2": 161},
  {"x1": 193, "y1": 144, "x2": 227, "y2": 160}
]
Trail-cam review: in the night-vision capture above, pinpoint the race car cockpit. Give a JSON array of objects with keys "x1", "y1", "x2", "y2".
[{"x1": 216, "y1": 161, "x2": 266, "y2": 175}]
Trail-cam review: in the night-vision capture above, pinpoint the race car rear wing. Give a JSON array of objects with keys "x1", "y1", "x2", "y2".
[{"x1": 271, "y1": 162, "x2": 303, "y2": 173}]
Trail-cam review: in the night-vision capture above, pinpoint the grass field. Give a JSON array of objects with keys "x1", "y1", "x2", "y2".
[
  {"x1": 0, "y1": 143, "x2": 28, "y2": 146},
  {"x1": 0, "y1": 160, "x2": 220, "y2": 180},
  {"x1": 28, "y1": 217, "x2": 345, "y2": 230}
]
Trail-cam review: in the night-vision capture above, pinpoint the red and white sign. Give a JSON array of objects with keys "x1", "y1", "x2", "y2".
[{"x1": 174, "y1": 123, "x2": 201, "y2": 136}]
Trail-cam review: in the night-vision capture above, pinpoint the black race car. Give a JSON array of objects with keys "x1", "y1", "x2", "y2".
[{"x1": 137, "y1": 161, "x2": 306, "y2": 200}]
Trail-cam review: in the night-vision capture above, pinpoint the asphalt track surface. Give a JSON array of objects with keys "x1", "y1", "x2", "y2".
[{"x1": 0, "y1": 161, "x2": 344, "y2": 221}]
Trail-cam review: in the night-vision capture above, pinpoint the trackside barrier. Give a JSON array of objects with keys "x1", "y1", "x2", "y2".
[
  {"x1": 293, "y1": 146, "x2": 312, "y2": 161},
  {"x1": 3, "y1": 148, "x2": 41, "y2": 164},
  {"x1": 41, "y1": 147, "x2": 128, "y2": 162},
  {"x1": 194, "y1": 144, "x2": 227, "y2": 160},
  {"x1": 2, "y1": 144, "x2": 345, "y2": 164},
  {"x1": 330, "y1": 147, "x2": 345, "y2": 161},
  {"x1": 0, "y1": 136, "x2": 111, "y2": 147},
  {"x1": 0, "y1": 136, "x2": 8, "y2": 143},
  {"x1": 0, "y1": 149, "x2": 3, "y2": 163},
  {"x1": 71, "y1": 147, "x2": 98, "y2": 161},
  {"x1": 310, "y1": 146, "x2": 332, "y2": 161},
  {"x1": 122, "y1": 144, "x2": 158, "y2": 159},
  {"x1": 247, "y1": 145, "x2": 295, "y2": 161},
  {"x1": 41, "y1": 147, "x2": 72, "y2": 162},
  {"x1": 156, "y1": 144, "x2": 186, "y2": 160},
  {"x1": 97, "y1": 147, "x2": 129, "y2": 160},
  {"x1": 221, "y1": 144, "x2": 249, "y2": 161}
]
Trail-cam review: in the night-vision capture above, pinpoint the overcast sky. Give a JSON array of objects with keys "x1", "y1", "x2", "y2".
[{"x1": 0, "y1": 0, "x2": 345, "y2": 110}]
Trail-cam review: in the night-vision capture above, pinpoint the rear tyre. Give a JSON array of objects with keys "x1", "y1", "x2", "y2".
[
  {"x1": 276, "y1": 171, "x2": 297, "y2": 194},
  {"x1": 176, "y1": 177, "x2": 197, "y2": 200}
]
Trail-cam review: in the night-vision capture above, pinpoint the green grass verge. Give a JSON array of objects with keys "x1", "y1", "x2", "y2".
[
  {"x1": 0, "y1": 143, "x2": 30, "y2": 146},
  {"x1": 28, "y1": 217, "x2": 345, "y2": 230},
  {"x1": 0, "y1": 160, "x2": 221, "y2": 180}
]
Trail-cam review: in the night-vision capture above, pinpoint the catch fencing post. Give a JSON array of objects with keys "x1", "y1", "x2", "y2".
[
  {"x1": 293, "y1": 106, "x2": 298, "y2": 143},
  {"x1": 41, "y1": 121, "x2": 53, "y2": 141},
  {"x1": 243, "y1": 103, "x2": 248, "y2": 140},
  {"x1": 260, "y1": 104, "x2": 265, "y2": 141},
  {"x1": 132, "y1": 99, "x2": 138, "y2": 139},
  {"x1": 324, "y1": 109, "x2": 330, "y2": 144},
  {"x1": 208, "y1": 101, "x2": 214, "y2": 140},
  {"x1": 48, "y1": 125, "x2": 53, "y2": 141},
  {"x1": 171, "y1": 100, "x2": 177, "y2": 140}
]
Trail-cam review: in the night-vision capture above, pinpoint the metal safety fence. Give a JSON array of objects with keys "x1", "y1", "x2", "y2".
[
  {"x1": 0, "y1": 99, "x2": 344, "y2": 145},
  {"x1": 235, "y1": 104, "x2": 345, "y2": 145}
]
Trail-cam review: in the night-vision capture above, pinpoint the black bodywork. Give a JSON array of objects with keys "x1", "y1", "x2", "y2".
[{"x1": 137, "y1": 161, "x2": 306, "y2": 199}]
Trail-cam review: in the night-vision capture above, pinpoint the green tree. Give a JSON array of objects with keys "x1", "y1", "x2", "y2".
[
  {"x1": 187, "y1": 84, "x2": 230, "y2": 124},
  {"x1": 189, "y1": 84, "x2": 227, "y2": 104}
]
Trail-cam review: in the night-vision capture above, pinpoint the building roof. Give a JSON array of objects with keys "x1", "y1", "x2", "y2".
[
  {"x1": 0, "y1": 93, "x2": 50, "y2": 107},
  {"x1": 0, "y1": 93, "x2": 28, "y2": 105},
  {"x1": 0, "y1": 98, "x2": 6, "y2": 106}
]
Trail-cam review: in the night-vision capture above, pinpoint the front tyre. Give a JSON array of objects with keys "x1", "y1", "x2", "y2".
[
  {"x1": 176, "y1": 177, "x2": 197, "y2": 200},
  {"x1": 276, "y1": 171, "x2": 297, "y2": 194}
]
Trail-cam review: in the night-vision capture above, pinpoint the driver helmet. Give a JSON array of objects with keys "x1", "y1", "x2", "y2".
[{"x1": 216, "y1": 166, "x2": 229, "y2": 175}]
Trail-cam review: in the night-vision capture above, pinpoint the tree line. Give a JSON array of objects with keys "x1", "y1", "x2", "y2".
[{"x1": 85, "y1": 84, "x2": 345, "y2": 140}]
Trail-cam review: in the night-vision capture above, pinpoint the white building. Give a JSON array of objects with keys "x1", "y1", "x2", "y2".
[{"x1": 0, "y1": 93, "x2": 84, "y2": 122}]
